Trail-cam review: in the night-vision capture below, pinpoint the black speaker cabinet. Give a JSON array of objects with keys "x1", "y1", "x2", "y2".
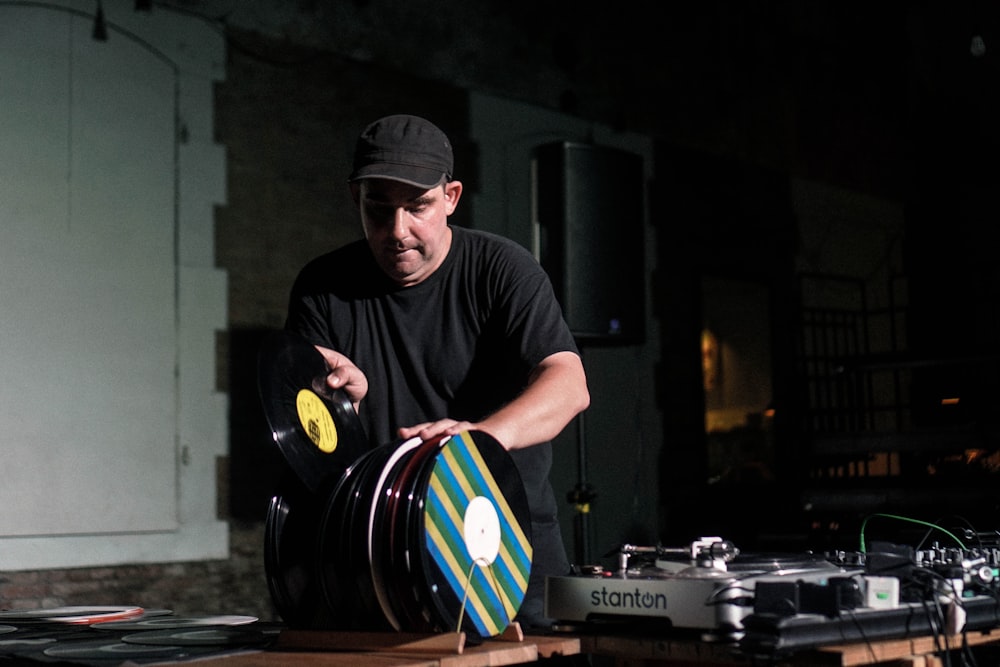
[{"x1": 533, "y1": 141, "x2": 645, "y2": 344}]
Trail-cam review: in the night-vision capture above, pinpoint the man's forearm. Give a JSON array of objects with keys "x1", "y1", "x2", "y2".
[{"x1": 478, "y1": 351, "x2": 590, "y2": 450}]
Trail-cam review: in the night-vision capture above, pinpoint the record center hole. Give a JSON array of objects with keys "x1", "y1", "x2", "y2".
[{"x1": 463, "y1": 496, "x2": 502, "y2": 565}]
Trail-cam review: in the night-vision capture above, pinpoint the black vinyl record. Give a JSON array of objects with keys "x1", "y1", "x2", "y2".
[
  {"x1": 257, "y1": 330, "x2": 369, "y2": 493},
  {"x1": 120, "y1": 627, "x2": 269, "y2": 647},
  {"x1": 92, "y1": 615, "x2": 256, "y2": 631},
  {"x1": 367, "y1": 437, "x2": 425, "y2": 630},
  {"x1": 404, "y1": 434, "x2": 466, "y2": 633},
  {"x1": 263, "y1": 472, "x2": 337, "y2": 629},
  {"x1": 0, "y1": 627, "x2": 95, "y2": 660},
  {"x1": 0, "y1": 606, "x2": 145, "y2": 625},
  {"x1": 43, "y1": 638, "x2": 198, "y2": 660},
  {"x1": 315, "y1": 460, "x2": 358, "y2": 627},
  {"x1": 342, "y1": 445, "x2": 395, "y2": 630},
  {"x1": 317, "y1": 447, "x2": 387, "y2": 630},
  {"x1": 383, "y1": 436, "x2": 445, "y2": 631}
]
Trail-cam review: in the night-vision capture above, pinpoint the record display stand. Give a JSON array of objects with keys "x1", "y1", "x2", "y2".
[{"x1": 274, "y1": 629, "x2": 469, "y2": 655}]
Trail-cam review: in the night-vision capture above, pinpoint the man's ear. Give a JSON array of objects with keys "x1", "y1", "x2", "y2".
[
  {"x1": 349, "y1": 182, "x2": 361, "y2": 205},
  {"x1": 443, "y1": 180, "x2": 462, "y2": 215}
]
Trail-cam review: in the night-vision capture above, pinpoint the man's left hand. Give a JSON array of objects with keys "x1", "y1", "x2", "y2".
[{"x1": 398, "y1": 419, "x2": 479, "y2": 444}]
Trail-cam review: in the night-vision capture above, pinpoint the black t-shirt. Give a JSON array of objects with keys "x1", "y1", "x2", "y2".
[
  {"x1": 284, "y1": 225, "x2": 578, "y2": 622},
  {"x1": 286, "y1": 225, "x2": 577, "y2": 452}
]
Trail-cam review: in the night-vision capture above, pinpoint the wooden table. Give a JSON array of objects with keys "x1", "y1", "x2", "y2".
[
  {"x1": 145, "y1": 629, "x2": 582, "y2": 667},
  {"x1": 779, "y1": 629, "x2": 1000, "y2": 667},
  {"x1": 578, "y1": 628, "x2": 1000, "y2": 667},
  {"x1": 137, "y1": 627, "x2": 1000, "y2": 667}
]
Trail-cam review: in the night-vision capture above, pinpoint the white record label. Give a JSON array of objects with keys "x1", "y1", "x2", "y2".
[{"x1": 463, "y1": 496, "x2": 501, "y2": 565}]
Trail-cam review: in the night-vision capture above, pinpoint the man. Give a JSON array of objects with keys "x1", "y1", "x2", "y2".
[{"x1": 284, "y1": 114, "x2": 590, "y2": 630}]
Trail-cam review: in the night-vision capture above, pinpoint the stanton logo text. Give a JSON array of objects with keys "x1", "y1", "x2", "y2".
[{"x1": 590, "y1": 587, "x2": 667, "y2": 611}]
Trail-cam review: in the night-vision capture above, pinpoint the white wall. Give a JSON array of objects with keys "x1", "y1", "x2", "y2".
[{"x1": 0, "y1": 0, "x2": 228, "y2": 569}]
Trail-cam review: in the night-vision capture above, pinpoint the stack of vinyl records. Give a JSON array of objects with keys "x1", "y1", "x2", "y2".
[
  {"x1": 257, "y1": 331, "x2": 533, "y2": 640},
  {"x1": 0, "y1": 608, "x2": 276, "y2": 663}
]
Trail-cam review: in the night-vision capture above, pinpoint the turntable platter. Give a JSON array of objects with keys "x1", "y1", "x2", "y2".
[{"x1": 726, "y1": 553, "x2": 840, "y2": 573}]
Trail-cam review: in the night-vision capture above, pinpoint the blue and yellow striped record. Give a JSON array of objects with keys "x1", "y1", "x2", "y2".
[{"x1": 420, "y1": 430, "x2": 533, "y2": 638}]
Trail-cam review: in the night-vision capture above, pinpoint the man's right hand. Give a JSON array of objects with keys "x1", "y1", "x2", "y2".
[{"x1": 314, "y1": 346, "x2": 368, "y2": 412}]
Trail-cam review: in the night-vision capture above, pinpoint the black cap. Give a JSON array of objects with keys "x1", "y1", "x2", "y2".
[{"x1": 348, "y1": 114, "x2": 453, "y2": 189}]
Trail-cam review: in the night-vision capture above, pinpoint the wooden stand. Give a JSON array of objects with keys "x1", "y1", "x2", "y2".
[
  {"x1": 275, "y1": 630, "x2": 469, "y2": 655},
  {"x1": 273, "y1": 622, "x2": 525, "y2": 655}
]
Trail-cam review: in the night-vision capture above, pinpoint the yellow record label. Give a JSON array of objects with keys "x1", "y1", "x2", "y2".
[{"x1": 295, "y1": 389, "x2": 338, "y2": 453}]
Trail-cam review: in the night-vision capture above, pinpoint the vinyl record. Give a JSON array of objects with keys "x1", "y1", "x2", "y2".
[
  {"x1": 43, "y1": 638, "x2": 191, "y2": 660},
  {"x1": 342, "y1": 444, "x2": 395, "y2": 630},
  {"x1": 91, "y1": 615, "x2": 257, "y2": 631},
  {"x1": 384, "y1": 436, "x2": 447, "y2": 631},
  {"x1": 316, "y1": 459, "x2": 357, "y2": 627},
  {"x1": 0, "y1": 606, "x2": 144, "y2": 625},
  {"x1": 317, "y1": 447, "x2": 384, "y2": 630},
  {"x1": 121, "y1": 627, "x2": 269, "y2": 647},
  {"x1": 367, "y1": 436, "x2": 424, "y2": 630},
  {"x1": 729, "y1": 552, "x2": 841, "y2": 573},
  {"x1": 263, "y1": 471, "x2": 336, "y2": 629},
  {"x1": 404, "y1": 432, "x2": 470, "y2": 632},
  {"x1": 403, "y1": 432, "x2": 478, "y2": 633},
  {"x1": 0, "y1": 635, "x2": 61, "y2": 657},
  {"x1": 415, "y1": 431, "x2": 533, "y2": 639},
  {"x1": 257, "y1": 330, "x2": 369, "y2": 493}
]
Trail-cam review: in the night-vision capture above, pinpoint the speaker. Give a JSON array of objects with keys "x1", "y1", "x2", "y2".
[{"x1": 532, "y1": 141, "x2": 645, "y2": 344}]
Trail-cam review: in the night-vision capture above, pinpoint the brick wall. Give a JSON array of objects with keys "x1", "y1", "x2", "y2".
[{"x1": 0, "y1": 523, "x2": 276, "y2": 620}]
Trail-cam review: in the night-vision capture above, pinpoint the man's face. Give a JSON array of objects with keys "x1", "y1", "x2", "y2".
[{"x1": 355, "y1": 178, "x2": 462, "y2": 287}]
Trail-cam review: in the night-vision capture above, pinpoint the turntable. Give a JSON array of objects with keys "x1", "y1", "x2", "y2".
[{"x1": 544, "y1": 537, "x2": 863, "y2": 640}]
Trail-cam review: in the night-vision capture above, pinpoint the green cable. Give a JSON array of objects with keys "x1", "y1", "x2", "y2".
[{"x1": 858, "y1": 513, "x2": 967, "y2": 553}]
